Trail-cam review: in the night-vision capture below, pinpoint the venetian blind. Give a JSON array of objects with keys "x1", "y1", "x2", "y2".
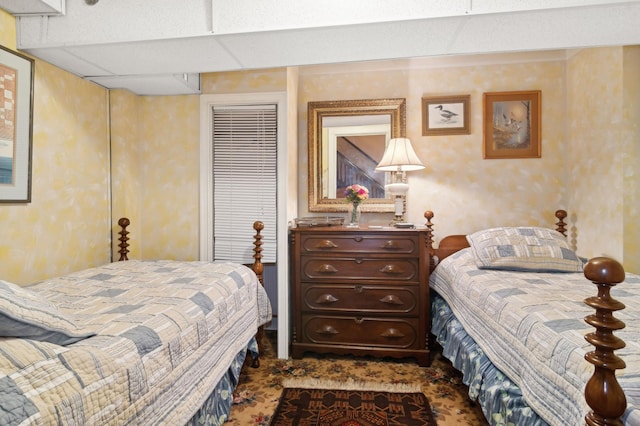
[{"x1": 212, "y1": 104, "x2": 277, "y2": 263}]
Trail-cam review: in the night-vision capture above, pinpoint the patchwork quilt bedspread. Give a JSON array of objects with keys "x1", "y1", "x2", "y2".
[
  {"x1": 0, "y1": 260, "x2": 271, "y2": 426},
  {"x1": 430, "y1": 248, "x2": 640, "y2": 426}
]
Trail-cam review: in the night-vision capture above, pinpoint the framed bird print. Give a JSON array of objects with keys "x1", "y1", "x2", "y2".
[
  {"x1": 482, "y1": 90, "x2": 541, "y2": 159},
  {"x1": 422, "y1": 94, "x2": 470, "y2": 136}
]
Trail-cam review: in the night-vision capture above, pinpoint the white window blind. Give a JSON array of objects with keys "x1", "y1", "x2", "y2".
[{"x1": 212, "y1": 104, "x2": 277, "y2": 264}]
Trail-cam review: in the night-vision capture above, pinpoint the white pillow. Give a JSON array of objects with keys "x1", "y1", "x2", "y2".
[
  {"x1": 0, "y1": 280, "x2": 95, "y2": 345},
  {"x1": 466, "y1": 227, "x2": 583, "y2": 272}
]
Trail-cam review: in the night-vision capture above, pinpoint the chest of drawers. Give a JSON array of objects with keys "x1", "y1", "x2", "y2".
[{"x1": 289, "y1": 226, "x2": 431, "y2": 366}]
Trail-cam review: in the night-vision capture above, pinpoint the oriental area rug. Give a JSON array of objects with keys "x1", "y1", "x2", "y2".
[
  {"x1": 229, "y1": 332, "x2": 487, "y2": 425},
  {"x1": 270, "y1": 379, "x2": 436, "y2": 426}
]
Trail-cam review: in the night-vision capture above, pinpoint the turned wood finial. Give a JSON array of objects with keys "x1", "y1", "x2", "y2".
[
  {"x1": 583, "y1": 257, "x2": 627, "y2": 426},
  {"x1": 424, "y1": 210, "x2": 435, "y2": 267},
  {"x1": 252, "y1": 221, "x2": 264, "y2": 285},
  {"x1": 117, "y1": 217, "x2": 130, "y2": 261},
  {"x1": 555, "y1": 209, "x2": 567, "y2": 236}
]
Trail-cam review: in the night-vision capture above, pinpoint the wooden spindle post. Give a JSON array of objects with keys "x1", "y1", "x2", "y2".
[
  {"x1": 118, "y1": 217, "x2": 130, "y2": 261},
  {"x1": 583, "y1": 257, "x2": 627, "y2": 426},
  {"x1": 424, "y1": 210, "x2": 435, "y2": 270},
  {"x1": 251, "y1": 221, "x2": 265, "y2": 368},
  {"x1": 555, "y1": 209, "x2": 567, "y2": 236},
  {"x1": 252, "y1": 221, "x2": 264, "y2": 286}
]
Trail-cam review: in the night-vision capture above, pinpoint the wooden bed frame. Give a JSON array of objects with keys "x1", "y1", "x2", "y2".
[
  {"x1": 423, "y1": 209, "x2": 628, "y2": 426},
  {"x1": 116, "y1": 217, "x2": 267, "y2": 368}
]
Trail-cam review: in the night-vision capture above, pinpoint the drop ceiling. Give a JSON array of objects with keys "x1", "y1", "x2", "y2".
[{"x1": 2, "y1": 0, "x2": 640, "y2": 95}]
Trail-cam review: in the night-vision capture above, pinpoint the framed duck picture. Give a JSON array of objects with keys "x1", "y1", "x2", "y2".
[
  {"x1": 482, "y1": 90, "x2": 541, "y2": 159},
  {"x1": 422, "y1": 94, "x2": 470, "y2": 136}
]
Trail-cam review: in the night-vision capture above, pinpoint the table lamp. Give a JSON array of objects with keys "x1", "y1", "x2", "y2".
[{"x1": 375, "y1": 137, "x2": 424, "y2": 224}]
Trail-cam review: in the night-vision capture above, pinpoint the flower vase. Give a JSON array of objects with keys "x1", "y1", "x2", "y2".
[{"x1": 347, "y1": 202, "x2": 361, "y2": 227}]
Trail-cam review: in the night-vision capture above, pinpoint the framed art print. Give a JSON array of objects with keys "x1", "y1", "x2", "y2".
[
  {"x1": 0, "y1": 45, "x2": 34, "y2": 202},
  {"x1": 422, "y1": 94, "x2": 470, "y2": 136},
  {"x1": 483, "y1": 90, "x2": 541, "y2": 159}
]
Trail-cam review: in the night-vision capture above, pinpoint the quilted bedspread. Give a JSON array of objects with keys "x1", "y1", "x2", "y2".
[
  {"x1": 0, "y1": 260, "x2": 271, "y2": 425},
  {"x1": 430, "y1": 248, "x2": 640, "y2": 426}
]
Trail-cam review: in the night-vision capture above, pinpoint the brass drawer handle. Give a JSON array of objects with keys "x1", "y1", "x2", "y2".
[
  {"x1": 316, "y1": 325, "x2": 339, "y2": 335},
  {"x1": 380, "y1": 328, "x2": 405, "y2": 338},
  {"x1": 316, "y1": 264, "x2": 338, "y2": 274},
  {"x1": 381, "y1": 240, "x2": 402, "y2": 250},
  {"x1": 315, "y1": 294, "x2": 339, "y2": 304},
  {"x1": 315, "y1": 240, "x2": 338, "y2": 249},
  {"x1": 379, "y1": 295, "x2": 404, "y2": 305},
  {"x1": 379, "y1": 264, "x2": 404, "y2": 275}
]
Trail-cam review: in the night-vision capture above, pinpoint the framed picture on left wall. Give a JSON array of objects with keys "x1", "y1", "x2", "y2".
[{"x1": 0, "y1": 45, "x2": 34, "y2": 203}]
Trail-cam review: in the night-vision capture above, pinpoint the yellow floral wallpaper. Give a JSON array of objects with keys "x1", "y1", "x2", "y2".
[{"x1": 2, "y1": 6, "x2": 640, "y2": 286}]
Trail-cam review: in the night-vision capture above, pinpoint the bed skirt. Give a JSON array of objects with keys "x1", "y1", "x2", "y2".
[
  {"x1": 185, "y1": 338, "x2": 259, "y2": 426},
  {"x1": 431, "y1": 293, "x2": 548, "y2": 426}
]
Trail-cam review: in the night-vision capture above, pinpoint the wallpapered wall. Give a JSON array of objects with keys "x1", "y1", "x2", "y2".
[
  {"x1": 565, "y1": 47, "x2": 640, "y2": 271},
  {"x1": 1, "y1": 10, "x2": 111, "y2": 284},
  {"x1": 622, "y1": 47, "x2": 640, "y2": 273},
  {"x1": 108, "y1": 68, "x2": 288, "y2": 262},
  {"x1": 298, "y1": 60, "x2": 567, "y2": 238},
  {"x1": 1, "y1": 8, "x2": 639, "y2": 286}
]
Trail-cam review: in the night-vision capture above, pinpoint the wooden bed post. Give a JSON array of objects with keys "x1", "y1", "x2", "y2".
[
  {"x1": 583, "y1": 257, "x2": 627, "y2": 426},
  {"x1": 424, "y1": 210, "x2": 435, "y2": 270},
  {"x1": 251, "y1": 221, "x2": 265, "y2": 368},
  {"x1": 117, "y1": 217, "x2": 130, "y2": 261},
  {"x1": 555, "y1": 209, "x2": 567, "y2": 236},
  {"x1": 252, "y1": 221, "x2": 264, "y2": 285}
]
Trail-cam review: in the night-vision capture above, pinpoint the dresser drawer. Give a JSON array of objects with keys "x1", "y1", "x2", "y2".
[
  {"x1": 301, "y1": 257, "x2": 418, "y2": 282},
  {"x1": 302, "y1": 315, "x2": 419, "y2": 349},
  {"x1": 300, "y1": 234, "x2": 419, "y2": 255},
  {"x1": 301, "y1": 284, "x2": 418, "y2": 314}
]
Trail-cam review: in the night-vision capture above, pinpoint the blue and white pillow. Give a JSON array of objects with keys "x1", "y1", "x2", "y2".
[
  {"x1": 0, "y1": 280, "x2": 95, "y2": 345},
  {"x1": 466, "y1": 227, "x2": 583, "y2": 273}
]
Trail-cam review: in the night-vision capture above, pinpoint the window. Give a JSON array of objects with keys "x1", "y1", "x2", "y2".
[{"x1": 210, "y1": 104, "x2": 277, "y2": 263}]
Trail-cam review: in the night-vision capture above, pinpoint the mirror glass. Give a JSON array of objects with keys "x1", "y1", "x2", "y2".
[{"x1": 308, "y1": 98, "x2": 406, "y2": 212}]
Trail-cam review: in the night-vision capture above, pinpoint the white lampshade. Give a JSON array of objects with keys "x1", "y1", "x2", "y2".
[{"x1": 375, "y1": 138, "x2": 425, "y2": 172}]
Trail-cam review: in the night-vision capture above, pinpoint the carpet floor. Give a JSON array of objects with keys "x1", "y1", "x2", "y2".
[{"x1": 228, "y1": 331, "x2": 487, "y2": 425}]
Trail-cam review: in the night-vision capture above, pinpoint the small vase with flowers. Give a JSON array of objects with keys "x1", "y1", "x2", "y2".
[{"x1": 344, "y1": 184, "x2": 369, "y2": 227}]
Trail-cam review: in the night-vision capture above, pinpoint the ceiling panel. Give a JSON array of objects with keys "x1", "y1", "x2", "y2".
[
  {"x1": 7, "y1": 0, "x2": 640, "y2": 94},
  {"x1": 66, "y1": 36, "x2": 241, "y2": 76},
  {"x1": 0, "y1": 0, "x2": 63, "y2": 15},
  {"x1": 88, "y1": 74, "x2": 200, "y2": 96}
]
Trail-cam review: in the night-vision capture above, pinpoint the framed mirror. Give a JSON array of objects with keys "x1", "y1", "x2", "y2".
[{"x1": 308, "y1": 98, "x2": 406, "y2": 212}]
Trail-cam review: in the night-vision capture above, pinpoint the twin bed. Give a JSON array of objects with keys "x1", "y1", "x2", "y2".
[
  {"x1": 0, "y1": 220, "x2": 271, "y2": 425},
  {"x1": 425, "y1": 210, "x2": 639, "y2": 425},
  {"x1": 3, "y1": 211, "x2": 638, "y2": 425}
]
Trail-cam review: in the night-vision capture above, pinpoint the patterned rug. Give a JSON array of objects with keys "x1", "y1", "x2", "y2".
[
  {"x1": 270, "y1": 379, "x2": 436, "y2": 426},
  {"x1": 229, "y1": 331, "x2": 487, "y2": 425}
]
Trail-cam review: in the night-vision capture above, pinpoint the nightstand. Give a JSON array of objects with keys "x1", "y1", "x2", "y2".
[{"x1": 289, "y1": 226, "x2": 431, "y2": 366}]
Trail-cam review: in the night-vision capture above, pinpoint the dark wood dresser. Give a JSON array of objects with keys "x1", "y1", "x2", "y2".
[{"x1": 289, "y1": 226, "x2": 431, "y2": 366}]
